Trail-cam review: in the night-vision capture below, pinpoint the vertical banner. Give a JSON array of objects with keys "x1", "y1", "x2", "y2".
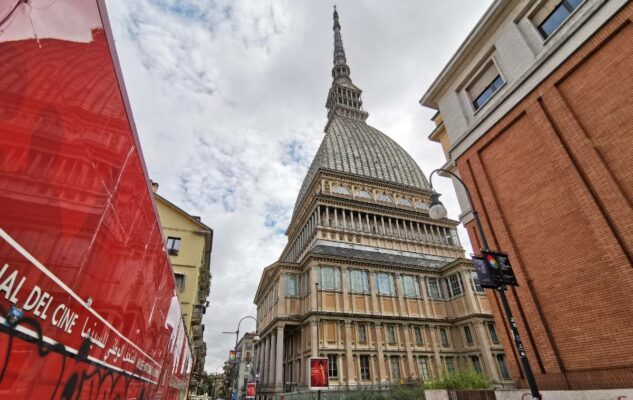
[
  {"x1": 471, "y1": 255, "x2": 500, "y2": 288},
  {"x1": 310, "y1": 357, "x2": 328, "y2": 390},
  {"x1": 246, "y1": 382, "x2": 256, "y2": 398},
  {"x1": 229, "y1": 349, "x2": 237, "y2": 363},
  {"x1": 482, "y1": 250, "x2": 518, "y2": 286}
]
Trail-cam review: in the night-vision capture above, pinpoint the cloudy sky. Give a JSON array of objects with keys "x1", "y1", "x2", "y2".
[{"x1": 105, "y1": 0, "x2": 493, "y2": 372}]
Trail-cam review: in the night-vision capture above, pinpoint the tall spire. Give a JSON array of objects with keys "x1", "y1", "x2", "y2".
[{"x1": 326, "y1": 6, "x2": 368, "y2": 122}]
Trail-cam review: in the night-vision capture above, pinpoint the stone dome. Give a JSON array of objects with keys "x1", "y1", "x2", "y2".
[{"x1": 293, "y1": 115, "x2": 430, "y2": 215}]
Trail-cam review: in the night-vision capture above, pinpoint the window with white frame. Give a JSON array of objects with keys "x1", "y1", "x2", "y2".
[
  {"x1": 317, "y1": 266, "x2": 341, "y2": 290},
  {"x1": 328, "y1": 354, "x2": 338, "y2": 378},
  {"x1": 401, "y1": 275, "x2": 420, "y2": 298},
  {"x1": 348, "y1": 269, "x2": 370, "y2": 294},
  {"x1": 285, "y1": 273, "x2": 299, "y2": 297},
  {"x1": 374, "y1": 272, "x2": 396, "y2": 296},
  {"x1": 468, "y1": 61, "x2": 504, "y2": 111},
  {"x1": 166, "y1": 236, "x2": 181, "y2": 255},
  {"x1": 447, "y1": 273, "x2": 464, "y2": 297},
  {"x1": 174, "y1": 273, "x2": 184, "y2": 292},
  {"x1": 426, "y1": 277, "x2": 444, "y2": 300},
  {"x1": 532, "y1": 0, "x2": 583, "y2": 39},
  {"x1": 359, "y1": 355, "x2": 371, "y2": 380},
  {"x1": 471, "y1": 271, "x2": 484, "y2": 293},
  {"x1": 418, "y1": 356, "x2": 430, "y2": 380}
]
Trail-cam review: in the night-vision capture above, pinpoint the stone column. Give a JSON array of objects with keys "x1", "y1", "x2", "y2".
[
  {"x1": 311, "y1": 320, "x2": 318, "y2": 357},
  {"x1": 461, "y1": 269, "x2": 479, "y2": 313},
  {"x1": 278, "y1": 271, "x2": 286, "y2": 316},
  {"x1": 394, "y1": 272, "x2": 406, "y2": 316},
  {"x1": 475, "y1": 322, "x2": 500, "y2": 382},
  {"x1": 402, "y1": 325, "x2": 416, "y2": 378},
  {"x1": 263, "y1": 335, "x2": 270, "y2": 384},
  {"x1": 374, "y1": 322, "x2": 387, "y2": 383},
  {"x1": 269, "y1": 330, "x2": 277, "y2": 385},
  {"x1": 341, "y1": 266, "x2": 350, "y2": 312},
  {"x1": 368, "y1": 272, "x2": 379, "y2": 315},
  {"x1": 428, "y1": 325, "x2": 442, "y2": 378},
  {"x1": 344, "y1": 321, "x2": 356, "y2": 385},
  {"x1": 275, "y1": 325, "x2": 284, "y2": 388},
  {"x1": 310, "y1": 267, "x2": 318, "y2": 312}
]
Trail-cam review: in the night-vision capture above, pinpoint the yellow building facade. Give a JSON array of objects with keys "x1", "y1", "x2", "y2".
[{"x1": 152, "y1": 182, "x2": 213, "y2": 377}]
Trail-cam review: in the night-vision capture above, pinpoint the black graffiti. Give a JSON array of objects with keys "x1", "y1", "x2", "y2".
[{"x1": 0, "y1": 305, "x2": 152, "y2": 399}]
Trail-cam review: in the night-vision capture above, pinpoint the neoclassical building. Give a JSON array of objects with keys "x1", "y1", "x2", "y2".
[{"x1": 253, "y1": 8, "x2": 510, "y2": 397}]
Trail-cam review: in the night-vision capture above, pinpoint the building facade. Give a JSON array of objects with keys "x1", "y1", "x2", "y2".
[
  {"x1": 153, "y1": 182, "x2": 213, "y2": 379},
  {"x1": 421, "y1": 0, "x2": 633, "y2": 390},
  {"x1": 234, "y1": 333, "x2": 258, "y2": 399},
  {"x1": 253, "y1": 8, "x2": 510, "y2": 398}
]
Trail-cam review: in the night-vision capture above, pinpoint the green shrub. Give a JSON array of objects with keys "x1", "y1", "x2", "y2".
[{"x1": 423, "y1": 370, "x2": 491, "y2": 390}]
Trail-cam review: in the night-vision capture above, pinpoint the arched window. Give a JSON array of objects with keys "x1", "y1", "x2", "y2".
[
  {"x1": 354, "y1": 190, "x2": 372, "y2": 199},
  {"x1": 415, "y1": 202, "x2": 429, "y2": 211},
  {"x1": 397, "y1": 198, "x2": 413, "y2": 207},
  {"x1": 332, "y1": 185, "x2": 351, "y2": 195},
  {"x1": 377, "y1": 193, "x2": 393, "y2": 203}
]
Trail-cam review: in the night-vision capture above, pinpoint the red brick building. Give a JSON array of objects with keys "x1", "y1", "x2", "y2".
[{"x1": 421, "y1": 0, "x2": 632, "y2": 390}]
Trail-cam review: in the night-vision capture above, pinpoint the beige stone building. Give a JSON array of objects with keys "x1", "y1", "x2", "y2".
[
  {"x1": 252, "y1": 8, "x2": 509, "y2": 398},
  {"x1": 152, "y1": 182, "x2": 213, "y2": 379}
]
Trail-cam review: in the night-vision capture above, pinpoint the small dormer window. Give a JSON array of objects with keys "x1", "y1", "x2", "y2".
[
  {"x1": 416, "y1": 202, "x2": 429, "y2": 211},
  {"x1": 397, "y1": 198, "x2": 413, "y2": 207},
  {"x1": 377, "y1": 193, "x2": 393, "y2": 203}
]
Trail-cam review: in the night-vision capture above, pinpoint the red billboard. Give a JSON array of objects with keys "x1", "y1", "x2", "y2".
[
  {"x1": 0, "y1": 0, "x2": 191, "y2": 399},
  {"x1": 246, "y1": 382, "x2": 256, "y2": 398},
  {"x1": 310, "y1": 357, "x2": 329, "y2": 390}
]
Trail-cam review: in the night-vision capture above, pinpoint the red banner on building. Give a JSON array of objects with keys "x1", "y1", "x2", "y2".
[
  {"x1": 310, "y1": 357, "x2": 329, "y2": 389},
  {"x1": 246, "y1": 382, "x2": 256, "y2": 398}
]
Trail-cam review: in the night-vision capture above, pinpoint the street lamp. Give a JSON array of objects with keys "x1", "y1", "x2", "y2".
[
  {"x1": 222, "y1": 315, "x2": 258, "y2": 400},
  {"x1": 428, "y1": 168, "x2": 541, "y2": 400}
]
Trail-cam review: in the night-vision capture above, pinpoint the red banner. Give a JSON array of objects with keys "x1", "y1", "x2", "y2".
[
  {"x1": 310, "y1": 357, "x2": 329, "y2": 389},
  {"x1": 246, "y1": 382, "x2": 256, "y2": 398}
]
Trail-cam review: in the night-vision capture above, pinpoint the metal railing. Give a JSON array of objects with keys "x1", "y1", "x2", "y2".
[{"x1": 273, "y1": 383, "x2": 426, "y2": 400}]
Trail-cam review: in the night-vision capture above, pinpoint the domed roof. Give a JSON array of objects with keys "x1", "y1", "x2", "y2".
[{"x1": 293, "y1": 116, "x2": 430, "y2": 215}]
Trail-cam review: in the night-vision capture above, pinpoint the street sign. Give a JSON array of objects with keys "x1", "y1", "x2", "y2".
[
  {"x1": 246, "y1": 382, "x2": 256, "y2": 398},
  {"x1": 482, "y1": 250, "x2": 518, "y2": 286},
  {"x1": 471, "y1": 255, "x2": 500, "y2": 289},
  {"x1": 309, "y1": 357, "x2": 329, "y2": 390}
]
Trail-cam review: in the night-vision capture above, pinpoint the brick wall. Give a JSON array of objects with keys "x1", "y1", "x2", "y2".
[{"x1": 455, "y1": 2, "x2": 633, "y2": 390}]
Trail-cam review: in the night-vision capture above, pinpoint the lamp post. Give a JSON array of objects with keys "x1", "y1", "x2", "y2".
[
  {"x1": 428, "y1": 168, "x2": 541, "y2": 400},
  {"x1": 222, "y1": 316, "x2": 259, "y2": 400}
]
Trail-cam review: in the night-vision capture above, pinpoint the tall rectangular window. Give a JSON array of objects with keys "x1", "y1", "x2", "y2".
[
  {"x1": 471, "y1": 356, "x2": 483, "y2": 374},
  {"x1": 440, "y1": 327, "x2": 450, "y2": 347},
  {"x1": 386, "y1": 325, "x2": 397, "y2": 344},
  {"x1": 285, "y1": 273, "x2": 299, "y2": 297},
  {"x1": 414, "y1": 326, "x2": 424, "y2": 345},
  {"x1": 471, "y1": 271, "x2": 484, "y2": 293},
  {"x1": 497, "y1": 354, "x2": 511, "y2": 379},
  {"x1": 359, "y1": 355, "x2": 371, "y2": 380},
  {"x1": 374, "y1": 272, "x2": 396, "y2": 296},
  {"x1": 402, "y1": 275, "x2": 421, "y2": 298},
  {"x1": 418, "y1": 356, "x2": 430, "y2": 381},
  {"x1": 426, "y1": 277, "x2": 444, "y2": 300},
  {"x1": 166, "y1": 237, "x2": 181, "y2": 255},
  {"x1": 390, "y1": 356, "x2": 401, "y2": 380},
  {"x1": 445, "y1": 357, "x2": 456, "y2": 374},
  {"x1": 357, "y1": 324, "x2": 367, "y2": 343},
  {"x1": 348, "y1": 269, "x2": 370, "y2": 293},
  {"x1": 533, "y1": 0, "x2": 583, "y2": 39},
  {"x1": 318, "y1": 266, "x2": 341, "y2": 290},
  {"x1": 487, "y1": 322, "x2": 500, "y2": 344},
  {"x1": 328, "y1": 354, "x2": 338, "y2": 378},
  {"x1": 463, "y1": 325, "x2": 474, "y2": 346},
  {"x1": 447, "y1": 273, "x2": 464, "y2": 297},
  {"x1": 468, "y1": 62, "x2": 504, "y2": 111},
  {"x1": 174, "y1": 273, "x2": 184, "y2": 292}
]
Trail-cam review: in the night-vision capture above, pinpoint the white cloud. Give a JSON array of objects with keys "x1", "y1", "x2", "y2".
[{"x1": 105, "y1": 0, "x2": 492, "y2": 372}]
